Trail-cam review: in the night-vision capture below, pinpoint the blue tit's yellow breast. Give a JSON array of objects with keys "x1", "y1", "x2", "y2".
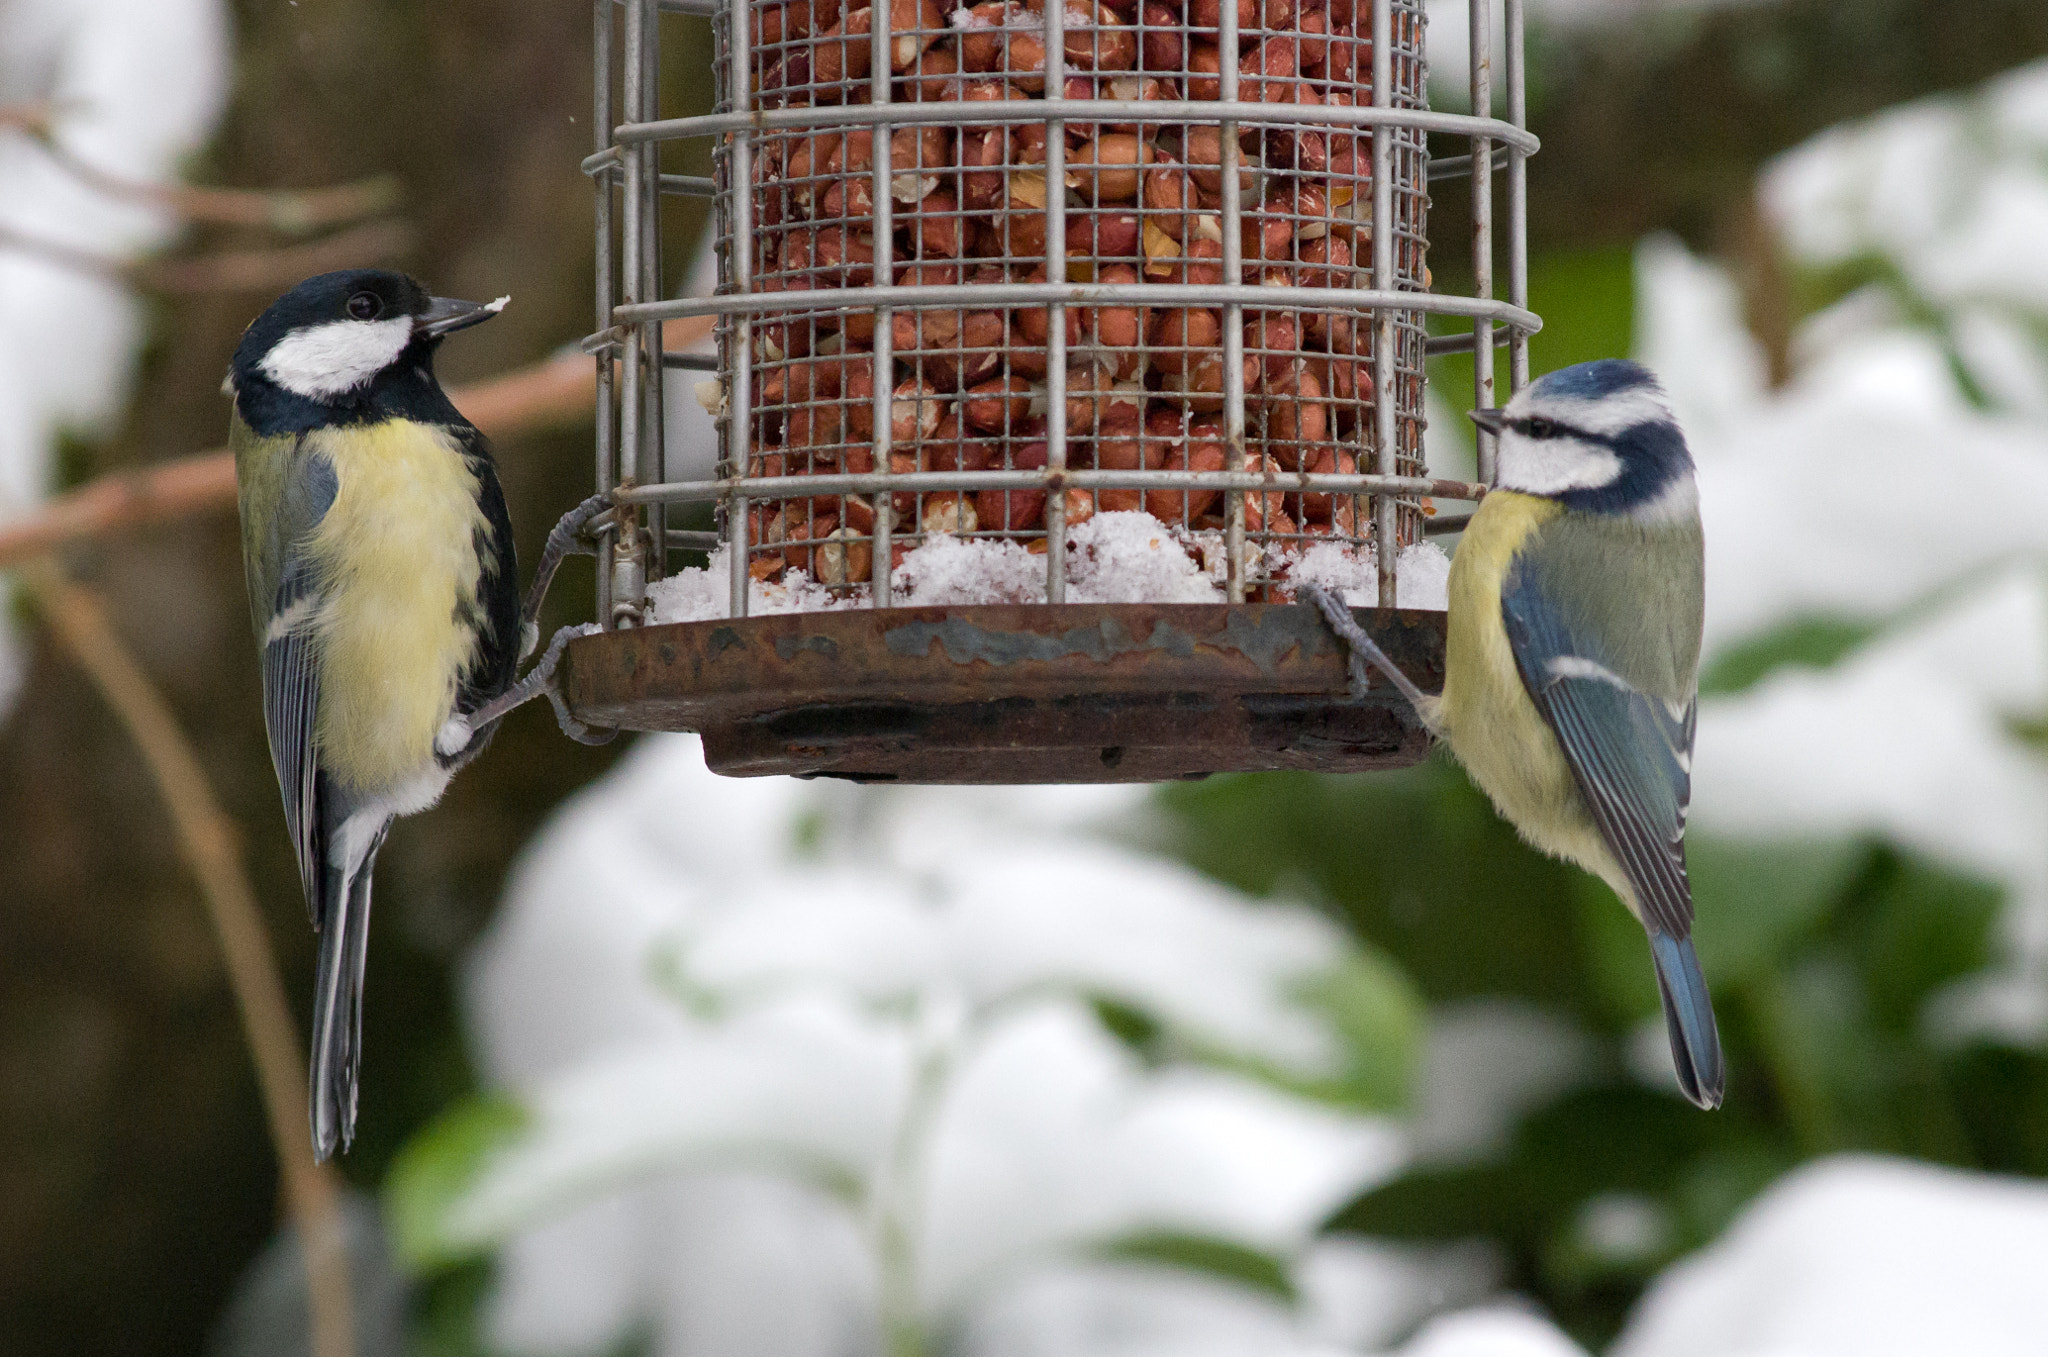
[
  {"x1": 1434, "y1": 491, "x2": 1623, "y2": 892},
  {"x1": 304, "y1": 420, "x2": 493, "y2": 794}
]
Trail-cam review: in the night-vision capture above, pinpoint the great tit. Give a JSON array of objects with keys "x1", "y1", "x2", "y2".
[
  {"x1": 228, "y1": 268, "x2": 519, "y2": 1159},
  {"x1": 1436, "y1": 358, "x2": 1724, "y2": 1109}
]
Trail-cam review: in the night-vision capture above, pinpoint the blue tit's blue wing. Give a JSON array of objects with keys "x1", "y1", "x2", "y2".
[
  {"x1": 1500, "y1": 554, "x2": 1695, "y2": 940},
  {"x1": 259, "y1": 454, "x2": 338, "y2": 917},
  {"x1": 1501, "y1": 535, "x2": 1722, "y2": 1108}
]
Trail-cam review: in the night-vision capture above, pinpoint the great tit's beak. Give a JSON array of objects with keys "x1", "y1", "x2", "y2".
[
  {"x1": 416, "y1": 294, "x2": 510, "y2": 339},
  {"x1": 1467, "y1": 407, "x2": 1508, "y2": 435}
]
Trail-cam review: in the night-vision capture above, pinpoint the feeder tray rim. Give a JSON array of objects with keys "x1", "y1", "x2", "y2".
[
  {"x1": 605, "y1": 100, "x2": 1539, "y2": 154},
  {"x1": 612, "y1": 283, "x2": 1543, "y2": 332}
]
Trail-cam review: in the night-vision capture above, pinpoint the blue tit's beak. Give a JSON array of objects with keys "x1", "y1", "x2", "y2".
[
  {"x1": 1468, "y1": 407, "x2": 1508, "y2": 435},
  {"x1": 415, "y1": 294, "x2": 510, "y2": 339}
]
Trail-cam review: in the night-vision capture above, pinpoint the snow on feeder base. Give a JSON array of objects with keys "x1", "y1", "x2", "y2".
[{"x1": 571, "y1": 0, "x2": 1537, "y2": 780}]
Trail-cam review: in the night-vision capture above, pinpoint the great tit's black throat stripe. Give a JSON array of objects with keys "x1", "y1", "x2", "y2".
[{"x1": 237, "y1": 337, "x2": 473, "y2": 436}]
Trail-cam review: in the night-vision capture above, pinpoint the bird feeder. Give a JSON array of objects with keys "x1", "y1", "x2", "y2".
[{"x1": 561, "y1": 0, "x2": 1538, "y2": 781}]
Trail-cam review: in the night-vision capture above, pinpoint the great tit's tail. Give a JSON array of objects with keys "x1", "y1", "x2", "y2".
[
  {"x1": 1648, "y1": 931, "x2": 1725, "y2": 1110},
  {"x1": 309, "y1": 817, "x2": 390, "y2": 1162}
]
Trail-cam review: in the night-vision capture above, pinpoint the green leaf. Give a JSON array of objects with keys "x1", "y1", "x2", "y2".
[
  {"x1": 1688, "y1": 835, "x2": 1866, "y2": 986},
  {"x1": 1848, "y1": 849, "x2": 2001, "y2": 1028},
  {"x1": 1698, "y1": 616, "x2": 1883, "y2": 695},
  {"x1": 1155, "y1": 763, "x2": 1599, "y2": 1018},
  {"x1": 1095, "y1": 1232, "x2": 1296, "y2": 1302},
  {"x1": 1286, "y1": 947, "x2": 1426, "y2": 1112},
  {"x1": 383, "y1": 1093, "x2": 531, "y2": 1272}
]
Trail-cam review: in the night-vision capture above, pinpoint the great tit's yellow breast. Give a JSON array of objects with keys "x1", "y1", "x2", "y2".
[
  {"x1": 1436, "y1": 492, "x2": 1625, "y2": 895},
  {"x1": 304, "y1": 420, "x2": 493, "y2": 794}
]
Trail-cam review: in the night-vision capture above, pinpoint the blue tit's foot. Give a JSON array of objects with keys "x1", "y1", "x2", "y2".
[{"x1": 1294, "y1": 581, "x2": 1430, "y2": 713}]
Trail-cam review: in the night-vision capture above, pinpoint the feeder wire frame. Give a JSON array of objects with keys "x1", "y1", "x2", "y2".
[{"x1": 587, "y1": 0, "x2": 1538, "y2": 623}]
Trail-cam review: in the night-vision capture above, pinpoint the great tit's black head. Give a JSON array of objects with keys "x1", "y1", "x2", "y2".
[
  {"x1": 1468, "y1": 359, "x2": 1696, "y2": 520},
  {"x1": 229, "y1": 269, "x2": 507, "y2": 408}
]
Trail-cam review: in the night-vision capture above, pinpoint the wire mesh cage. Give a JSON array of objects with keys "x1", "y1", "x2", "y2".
[{"x1": 564, "y1": 0, "x2": 1540, "y2": 781}]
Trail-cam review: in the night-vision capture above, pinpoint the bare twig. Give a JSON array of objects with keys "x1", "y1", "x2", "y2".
[
  {"x1": 0, "y1": 217, "x2": 413, "y2": 295},
  {"x1": 20, "y1": 559, "x2": 356, "y2": 1357},
  {"x1": 0, "y1": 315, "x2": 717, "y2": 568},
  {"x1": 0, "y1": 454, "x2": 239, "y2": 569},
  {"x1": 0, "y1": 224, "x2": 127, "y2": 281},
  {"x1": 135, "y1": 219, "x2": 415, "y2": 295},
  {"x1": 3, "y1": 100, "x2": 399, "y2": 234}
]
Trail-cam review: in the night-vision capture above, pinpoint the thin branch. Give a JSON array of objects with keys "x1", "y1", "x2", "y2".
[
  {"x1": 0, "y1": 217, "x2": 414, "y2": 295},
  {"x1": 0, "y1": 316, "x2": 717, "y2": 568},
  {"x1": 0, "y1": 224, "x2": 127, "y2": 281},
  {"x1": 136, "y1": 219, "x2": 415, "y2": 295},
  {"x1": 3, "y1": 100, "x2": 399, "y2": 234},
  {"x1": 19, "y1": 559, "x2": 356, "y2": 1357}
]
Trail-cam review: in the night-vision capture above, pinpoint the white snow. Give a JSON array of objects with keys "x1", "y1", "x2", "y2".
[
  {"x1": 457, "y1": 735, "x2": 1412, "y2": 1357},
  {"x1": 645, "y1": 548, "x2": 871, "y2": 623},
  {"x1": 1634, "y1": 66, "x2": 2048, "y2": 1037},
  {"x1": 894, "y1": 531, "x2": 1049, "y2": 606},
  {"x1": 1398, "y1": 1309, "x2": 1590, "y2": 1357},
  {"x1": 1285, "y1": 541, "x2": 1452, "y2": 612},
  {"x1": 1615, "y1": 1156, "x2": 2048, "y2": 1357},
  {"x1": 1405, "y1": 1000, "x2": 1597, "y2": 1165},
  {"x1": 646, "y1": 514, "x2": 1449, "y2": 619},
  {"x1": 1065, "y1": 513, "x2": 1225, "y2": 604},
  {"x1": 0, "y1": 0, "x2": 228, "y2": 718}
]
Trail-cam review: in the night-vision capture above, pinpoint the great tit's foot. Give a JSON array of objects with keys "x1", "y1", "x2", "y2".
[
  {"x1": 434, "y1": 714, "x2": 475, "y2": 758},
  {"x1": 461, "y1": 623, "x2": 616, "y2": 744}
]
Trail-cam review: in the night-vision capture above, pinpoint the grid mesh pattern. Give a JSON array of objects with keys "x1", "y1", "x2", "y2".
[{"x1": 706, "y1": 0, "x2": 1431, "y2": 597}]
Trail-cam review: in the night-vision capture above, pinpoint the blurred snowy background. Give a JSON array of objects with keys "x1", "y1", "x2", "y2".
[{"x1": 6, "y1": 0, "x2": 2048, "y2": 1355}]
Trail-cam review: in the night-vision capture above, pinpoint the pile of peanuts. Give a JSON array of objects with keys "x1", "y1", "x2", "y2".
[{"x1": 730, "y1": 0, "x2": 1428, "y2": 588}]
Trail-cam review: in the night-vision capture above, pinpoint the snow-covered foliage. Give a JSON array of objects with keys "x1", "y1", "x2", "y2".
[
  {"x1": 0, "y1": 0, "x2": 228, "y2": 716},
  {"x1": 1616, "y1": 1156, "x2": 2048, "y2": 1357},
  {"x1": 1636, "y1": 63, "x2": 2048, "y2": 1042},
  {"x1": 405, "y1": 50, "x2": 2048, "y2": 1357},
  {"x1": 390, "y1": 738, "x2": 1434, "y2": 1356}
]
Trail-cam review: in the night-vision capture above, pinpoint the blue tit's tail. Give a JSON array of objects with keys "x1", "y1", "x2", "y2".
[
  {"x1": 309, "y1": 818, "x2": 389, "y2": 1162},
  {"x1": 1648, "y1": 931, "x2": 1725, "y2": 1110}
]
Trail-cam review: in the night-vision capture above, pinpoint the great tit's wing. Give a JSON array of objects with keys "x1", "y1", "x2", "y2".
[
  {"x1": 1501, "y1": 535, "x2": 1721, "y2": 1108},
  {"x1": 256, "y1": 451, "x2": 338, "y2": 914},
  {"x1": 443, "y1": 421, "x2": 523, "y2": 722}
]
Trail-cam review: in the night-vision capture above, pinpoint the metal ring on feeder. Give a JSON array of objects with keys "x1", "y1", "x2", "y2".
[{"x1": 561, "y1": 0, "x2": 1538, "y2": 782}]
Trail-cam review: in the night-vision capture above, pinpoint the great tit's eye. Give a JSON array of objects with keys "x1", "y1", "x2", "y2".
[
  {"x1": 1520, "y1": 416, "x2": 1560, "y2": 439},
  {"x1": 346, "y1": 292, "x2": 381, "y2": 321}
]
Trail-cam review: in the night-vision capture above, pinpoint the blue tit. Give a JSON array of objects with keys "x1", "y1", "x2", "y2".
[
  {"x1": 1434, "y1": 358, "x2": 1724, "y2": 1109},
  {"x1": 228, "y1": 269, "x2": 520, "y2": 1159}
]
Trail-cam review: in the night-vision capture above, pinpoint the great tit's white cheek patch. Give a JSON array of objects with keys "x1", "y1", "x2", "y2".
[
  {"x1": 1495, "y1": 433, "x2": 1623, "y2": 495},
  {"x1": 261, "y1": 317, "x2": 414, "y2": 399}
]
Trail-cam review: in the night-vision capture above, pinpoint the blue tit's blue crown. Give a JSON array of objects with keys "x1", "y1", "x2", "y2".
[
  {"x1": 1495, "y1": 359, "x2": 1695, "y2": 520},
  {"x1": 1527, "y1": 357, "x2": 1661, "y2": 403},
  {"x1": 230, "y1": 270, "x2": 464, "y2": 436}
]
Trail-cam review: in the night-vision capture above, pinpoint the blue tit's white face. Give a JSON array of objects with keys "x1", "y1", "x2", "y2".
[{"x1": 1485, "y1": 359, "x2": 1697, "y2": 522}]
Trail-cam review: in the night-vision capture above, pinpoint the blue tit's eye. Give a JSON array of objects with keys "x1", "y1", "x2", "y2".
[
  {"x1": 346, "y1": 291, "x2": 381, "y2": 321},
  {"x1": 1521, "y1": 416, "x2": 1560, "y2": 439}
]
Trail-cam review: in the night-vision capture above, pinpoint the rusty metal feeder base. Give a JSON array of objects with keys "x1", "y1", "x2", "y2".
[{"x1": 561, "y1": 602, "x2": 1444, "y2": 783}]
